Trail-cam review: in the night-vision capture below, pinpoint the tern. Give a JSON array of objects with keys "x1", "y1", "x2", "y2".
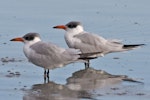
[
  {"x1": 53, "y1": 21, "x2": 144, "y2": 68},
  {"x1": 10, "y1": 32, "x2": 93, "y2": 80}
]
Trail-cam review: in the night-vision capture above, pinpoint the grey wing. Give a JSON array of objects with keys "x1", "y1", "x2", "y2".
[
  {"x1": 74, "y1": 32, "x2": 107, "y2": 53},
  {"x1": 29, "y1": 42, "x2": 68, "y2": 68},
  {"x1": 31, "y1": 41, "x2": 65, "y2": 55},
  {"x1": 74, "y1": 32, "x2": 129, "y2": 56},
  {"x1": 30, "y1": 42, "x2": 79, "y2": 68},
  {"x1": 75, "y1": 33, "x2": 125, "y2": 54}
]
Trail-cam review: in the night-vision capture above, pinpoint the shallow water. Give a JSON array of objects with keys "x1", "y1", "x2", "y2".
[{"x1": 0, "y1": 0, "x2": 150, "y2": 100}]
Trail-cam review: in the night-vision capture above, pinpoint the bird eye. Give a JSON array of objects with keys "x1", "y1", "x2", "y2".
[
  {"x1": 68, "y1": 24, "x2": 76, "y2": 28},
  {"x1": 68, "y1": 24, "x2": 72, "y2": 28},
  {"x1": 25, "y1": 37, "x2": 29, "y2": 40},
  {"x1": 25, "y1": 36, "x2": 34, "y2": 41}
]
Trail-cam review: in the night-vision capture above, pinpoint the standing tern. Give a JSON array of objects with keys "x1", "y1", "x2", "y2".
[
  {"x1": 10, "y1": 32, "x2": 90, "y2": 80},
  {"x1": 53, "y1": 21, "x2": 144, "y2": 68}
]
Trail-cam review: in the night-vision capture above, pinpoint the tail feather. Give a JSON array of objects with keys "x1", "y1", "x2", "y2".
[{"x1": 123, "y1": 44, "x2": 145, "y2": 50}]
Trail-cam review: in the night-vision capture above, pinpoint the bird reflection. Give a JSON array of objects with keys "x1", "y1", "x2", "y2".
[
  {"x1": 23, "y1": 81, "x2": 91, "y2": 100},
  {"x1": 66, "y1": 67, "x2": 129, "y2": 91},
  {"x1": 23, "y1": 68, "x2": 140, "y2": 100}
]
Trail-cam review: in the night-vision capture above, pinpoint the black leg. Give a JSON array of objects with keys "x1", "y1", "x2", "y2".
[
  {"x1": 44, "y1": 69, "x2": 50, "y2": 83},
  {"x1": 84, "y1": 60, "x2": 90, "y2": 69},
  {"x1": 44, "y1": 69, "x2": 47, "y2": 83},
  {"x1": 47, "y1": 69, "x2": 50, "y2": 82}
]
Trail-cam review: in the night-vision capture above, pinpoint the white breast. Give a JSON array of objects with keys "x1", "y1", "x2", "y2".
[
  {"x1": 65, "y1": 32, "x2": 81, "y2": 48},
  {"x1": 23, "y1": 44, "x2": 33, "y2": 59}
]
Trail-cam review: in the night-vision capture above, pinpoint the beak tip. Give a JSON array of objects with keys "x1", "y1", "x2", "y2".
[
  {"x1": 10, "y1": 39, "x2": 14, "y2": 41},
  {"x1": 53, "y1": 26, "x2": 57, "y2": 28}
]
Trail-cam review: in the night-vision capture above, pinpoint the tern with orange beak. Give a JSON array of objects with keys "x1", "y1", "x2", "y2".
[
  {"x1": 10, "y1": 32, "x2": 89, "y2": 80},
  {"x1": 53, "y1": 21, "x2": 145, "y2": 68}
]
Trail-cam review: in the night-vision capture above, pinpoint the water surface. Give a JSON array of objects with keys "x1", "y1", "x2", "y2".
[{"x1": 0, "y1": 0, "x2": 150, "y2": 100}]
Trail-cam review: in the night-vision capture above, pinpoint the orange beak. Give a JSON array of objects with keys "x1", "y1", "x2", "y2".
[
  {"x1": 10, "y1": 37, "x2": 24, "y2": 42},
  {"x1": 53, "y1": 25, "x2": 66, "y2": 30}
]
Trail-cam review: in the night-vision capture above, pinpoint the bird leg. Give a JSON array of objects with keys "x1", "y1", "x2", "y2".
[
  {"x1": 47, "y1": 69, "x2": 50, "y2": 81},
  {"x1": 44, "y1": 69, "x2": 50, "y2": 83},
  {"x1": 44, "y1": 69, "x2": 47, "y2": 82},
  {"x1": 84, "y1": 60, "x2": 90, "y2": 69}
]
